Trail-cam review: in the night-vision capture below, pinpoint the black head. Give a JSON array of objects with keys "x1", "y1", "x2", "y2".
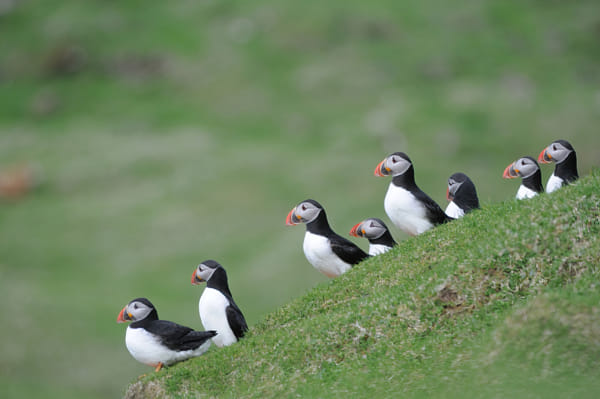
[
  {"x1": 191, "y1": 260, "x2": 224, "y2": 285},
  {"x1": 374, "y1": 152, "x2": 413, "y2": 177},
  {"x1": 538, "y1": 139, "x2": 575, "y2": 164},
  {"x1": 349, "y1": 217, "x2": 390, "y2": 240},
  {"x1": 117, "y1": 297, "x2": 158, "y2": 323},
  {"x1": 286, "y1": 199, "x2": 325, "y2": 225},
  {"x1": 503, "y1": 156, "x2": 540, "y2": 180}
]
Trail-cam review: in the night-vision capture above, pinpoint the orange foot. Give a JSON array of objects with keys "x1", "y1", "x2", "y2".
[{"x1": 154, "y1": 362, "x2": 163, "y2": 372}]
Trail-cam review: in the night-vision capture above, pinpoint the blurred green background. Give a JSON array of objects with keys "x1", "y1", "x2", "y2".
[{"x1": 1, "y1": 0, "x2": 598, "y2": 398}]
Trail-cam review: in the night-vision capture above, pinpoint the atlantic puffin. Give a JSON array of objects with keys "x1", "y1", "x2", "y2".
[
  {"x1": 538, "y1": 139, "x2": 578, "y2": 193},
  {"x1": 502, "y1": 156, "x2": 544, "y2": 199},
  {"x1": 445, "y1": 172, "x2": 480, "y2": 218},
  {"x1": 117, "y1": 297, "x2": 216, "y2": 372},
  {"x1": 191, "y1": 260, "x2": 248, "y2": 347},
  {"x1": 286, "y1": 199, "x2": 370, "y2": 277},
  {"x1": 374, "y1": 152, "x2": 451, "y2": 235},
  {"x1": 349, "y1": 217, "x2": 397, "y2": 255}
]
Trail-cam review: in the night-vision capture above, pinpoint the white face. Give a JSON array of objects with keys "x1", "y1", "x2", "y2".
[
  {"x1": 545, "y1": 142, "x2": 572, "y2": 163},
  {"x1": 193, "y1": 263, "x2": 218, "y2": 283},
  {"x1": 512, "y1": 157, "x2": 539, "y2": 178},
  {"x1": 292, "y1": 201, "x2": 322, "y2": 224},
  {"x1": 125, "y1": 300, "x2": 154, "y2": 322},
  {"x1": 360, "y1": 219, "x2": 387, "y2": 239},
  {"x1": 447, "y1": 177, "x2": 464, "y2": 199},
  {"x1": 382, "y1": 154, "x2": 412, "y2": 176}
]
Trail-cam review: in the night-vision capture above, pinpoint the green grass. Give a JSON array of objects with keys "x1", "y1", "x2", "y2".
[
  {"x1": 1, "y1": 1, "x2": 599, "y2": 398},
  {"x1": 129, "y1": 172, "x2": 600, "y2": 398}
]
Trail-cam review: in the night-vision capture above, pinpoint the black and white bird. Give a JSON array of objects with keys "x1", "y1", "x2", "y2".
[
  {"x1": 349, "y1": 217, "x2": 397, "y2": 256},
  {"x1": 374, "y1": 152, "x2": 451, "y2": 235},
  {"x1": 286, "y1": 199, "x2": 370, "y2": 277},
  {"x1": 445, "y1": 172, "x2": 480, "y2": 218},
  {"x1": 538, "y1": 139, "x2": 578, "y2": 193},
  {"x1": 191, "y1": 260, "x2": 248, "y2": 347},
  {"x1": 117, "y1": 297, "x2": 216, "y2": 372},
  {"x1": 502, "y1": 156, "x2": 544, "y2": 199}
]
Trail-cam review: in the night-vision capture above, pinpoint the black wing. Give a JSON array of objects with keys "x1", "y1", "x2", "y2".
[
  {"x1": 330, "y1": 234, "x2": 370, "y2": 265},
  {"x1": 413, "y1": 189, "x2": 453, "y2": 224},
  {"x1": 226, "y1": 303, "x2": 248, "y2": 340},
  {"x1": 146, "y1": 320, "x2": 217, "y2": 351}
]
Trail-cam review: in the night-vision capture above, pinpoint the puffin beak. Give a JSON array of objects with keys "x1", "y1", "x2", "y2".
[
  {"x1": 502, "y1": 163, "x2": 518, "y2": 179},
  {"x1": 349, "y1": 222, "x2": 363, "y2": 237},
  {"x1": 446, "y1": 186, "x2": 452, "y2": 201},
  {"x1": 285, "y1": 208, "x2": 299, "y2": 226},
  {"x1": 374, "y1": 159, "x2": 388, "y2": 177},
  {"x1": 117, "y1": 306, "x2": 130, "y2": 323},
  {"x1": 191, "y1": 270, "x2": 203, "y2": 285},
  {"x1": 538, "y1": 148, "x2": 551, "y2": 164}
]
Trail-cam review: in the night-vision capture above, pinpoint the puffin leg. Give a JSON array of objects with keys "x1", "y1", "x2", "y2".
[{"x1": 154, "y1": 362, "x2": 163, "y2": 372}]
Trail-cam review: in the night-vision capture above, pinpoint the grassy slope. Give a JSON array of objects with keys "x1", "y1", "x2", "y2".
[
  {"x1": 1, "y1": 1, "x2": 600, "y2": 398},
  {"x1": 129, "y1": 171, "x2": 600, "y2": 398}
]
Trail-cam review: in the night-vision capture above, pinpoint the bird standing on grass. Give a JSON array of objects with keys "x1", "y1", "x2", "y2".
[
  {"x1": 538, "y1": 139, "x2": 578, "y2": 193},
  {"x1": 502, "y1": 156, "x2": 544, "y2": 199},
  {"x1": 374, "y1": 152, "x2": 451, "y2": 235},
  {"x1": 286, "y1": 199, "x2": 370, "y2": 277},
  {"x1": 191, "y1": 260, "x2": 248, "y2": 347},
  {"x1": 349, "y1": 217, "x2": 397, "y2": 255},
  {"x1": 117, "y1": 297, "x2": 216, "y2": 372}
]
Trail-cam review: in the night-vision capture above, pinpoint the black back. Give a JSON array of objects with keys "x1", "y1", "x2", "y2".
[
  {"x1": 129, "y1": 298, "x2": 217, "y2": 351},
  {"x1": 367, "y1": 230, "x2": 397, "y2": 248},
  {"x1": 522, "y1": 167, "x2": 544, "y2": 193},
  {"x1": 450, "y1": 173, "x2": 480, "y2": 213},
  {"x1": 364, "y1": 218, "x2": 397, "y2": 248},
  {"x1": 392, "y1": 166, "x2": 453, "y2": 225},
  {"x1": 554, "y1": 145, "x2": 578, "y2": 183},
  {"x1": 305, "y1": 201, "x2": 370, "y2": 265},
  {"x1": 206, "y1": 265, "x2": 249, "y2": 340}
]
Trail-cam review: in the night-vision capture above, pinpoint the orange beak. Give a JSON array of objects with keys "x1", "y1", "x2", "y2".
[
  {"x1": 538, "y1": 148, "x2": 551, "y2": 164},
  {"x1": 503, "y1": 163, "x2": 518, "y2": 179},
  {"x1": 191, "y1": 270, "x2": 202, "y2": 285},
  {"x1": 349, "y1": 222, "x2": 363, "y2": 237},
  {"x1": 117, "y1": 306, "x2": 128, "y2": 323},
  {"x1": 446, "y1": 186, "x2": 452, "y2": 201},
  {"x1": 285, "y1": 208, "x2": 297, "y2": 226},
  {"x1": 374, "y1": 159, "x2": 388, "y2": 177}
]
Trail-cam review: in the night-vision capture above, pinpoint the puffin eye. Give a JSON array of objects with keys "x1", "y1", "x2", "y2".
[
  {"x1": 301, "y1": 205, "x2": 306, "y2": 211},
  {"x1": 552, "y1": 145, "x2": 557, "y2": 151},
  {"x1": 392, "y1": 157, "x2": 398, "y2": 164},
  {"x1": 133, "y1": 304, "x2": 138, "y2": 309}
]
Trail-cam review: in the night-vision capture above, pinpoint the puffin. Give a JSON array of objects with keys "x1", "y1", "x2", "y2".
[
  {"x1": 117, "y1": 297, "x2": 216, "y2": 372},
  {"x1": 286, "y1": 199, "x2": 370, "y2": 277},
  {"x1": 445, "y1": 172, "x2": 480, "y2": 218},
  {"x1": 191, "y1": 260, "x2": 248, "y2": 347},
  {"x1": 374, "y1": 152, "x2": 451, "y2": 236},
  {"x1": 349, "y1": 217, "x2": 397, "y2": 256},
  {"x1": 502, "y1": 156, "x2": 544, "y2": 199},
  {"x1": 538, "y1": 139, "x2": 578, "y2": 193}
]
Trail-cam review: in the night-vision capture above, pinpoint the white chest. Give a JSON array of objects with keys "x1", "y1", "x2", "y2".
[
  {"x1": 199, "y1": 288, "x2": 237, "y2": 347},
  {"x1": 516, "y1": 184, "x2": 539, "y2": 200},
  {"x1": 368, "y1": 243, "x2": 392, "y2": 256},
  {"x1": 384, "y1": 183, "x2": 433, "y2": 235},
  {"x1": 546, "y1": 173, "x2": 564, "y2": 193},
  {"x1": 445, "y1": 201, "x2": 464, "y2": 219},
  {"x1": 302, "y1": 231, "x2": 352, "y2": 277},
  {"x1": 125, "y1": 326, "x2": 211, "y2": 367}
]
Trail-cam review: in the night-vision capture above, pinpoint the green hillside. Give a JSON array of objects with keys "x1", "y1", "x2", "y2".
[
  {"x1": 127, "y1": 172, "x2": 600, "y2": 398},
  {"x1": 1, "y1": 1, "x2": 599, "y2": 398}
]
